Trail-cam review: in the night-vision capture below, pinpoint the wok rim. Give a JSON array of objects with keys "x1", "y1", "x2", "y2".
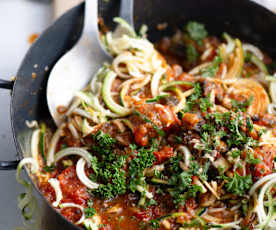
[{"x1": 11, "y1": 2, "x2": 85, "y2": 229}]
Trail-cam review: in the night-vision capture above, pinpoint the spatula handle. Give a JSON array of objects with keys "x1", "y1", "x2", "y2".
[{"x1": 53, "y1": 0, "x2": 84, "y2": 19}]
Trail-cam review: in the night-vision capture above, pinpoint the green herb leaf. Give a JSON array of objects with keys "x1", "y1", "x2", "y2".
[
  {"x1": 231, "y1": 96, "x2": 253, "y2": 112},
  {"x1": 220, "y1": 173, "x2": 252, "y2": 196},
  {"x1": 84, "y1": 207, "x2": 96, "y2": 218},
  {"x1": 186, "y1": 21, "x2": 208, "y2": 42},
  {"x1": 186, "y1": 44, "x2": 199, "y2": 63},
  {"x1": 199, "y1": 95, "x2": 213, "y2": 112},
  {"x1": 134, "y1": 110, "x2": 165, "y2": 137},
  {"x1": 146, "y1": 94, "x2": 169, "y2": 103},
  {"x1": 201, "y1": 56, "x2": 222, "y2": 78}
]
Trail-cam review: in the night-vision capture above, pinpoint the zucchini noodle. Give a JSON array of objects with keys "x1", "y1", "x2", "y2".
[
  {"x1": 102, "y1": 70, "x2": 132, "y2": 115},
  {"x1": 16, "y1": 158, "x2": 40, "y2": 230}
]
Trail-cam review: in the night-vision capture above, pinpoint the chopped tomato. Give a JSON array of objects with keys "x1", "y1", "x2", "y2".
[
  {"x1": 181, "y1": 112, "x2": 201, "y2": 129},
  {"x1": 253, "y1": 146, "x2": 274, "y2": 180},
  {"x1": 39, "y1": 182, "x2": 56, "y2": 204},
  {"x1": 255, "y1": 114, "x2": 276, "y2": 127},
  {"x1": 153, "y1": 104, "x2": 180, "y2": 128},
  {"x1": 134, "y1": 124, "x2": 149, "y2": 146},
  {"x1": 154, "y1": 146, "x2": 174, "y2": 164},
  {"x1": 61, "y1": 207, "x2": 82, "y2": 224},
  {"x1": 58, "y1": 166, "x2": 90, "y2": 206},
  {"x1": 133, "y1": 210, "x2": 151, "y2": 221}
]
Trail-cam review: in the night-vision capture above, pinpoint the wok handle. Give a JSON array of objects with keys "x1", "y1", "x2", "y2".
[
  {"x1": 0, "y1": 79, "x2": 14, "y2": 90},
  {"x1": 0, "y1": 79, "x2": 19, "y2": 170}
]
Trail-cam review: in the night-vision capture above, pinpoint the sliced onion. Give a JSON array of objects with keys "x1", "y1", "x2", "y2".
[
  {"x1": 48, "y1": 178, "x2": 63, "y2": 207},
  {"x1": 47, "y1": 123, "x2": 66, "y2": 166},
  {"x1": 223, "y1": 32, "x2": 235, "y2": 54},
  {"x1": 55, "y1": 147, "x2": 92, "y2": 167},
  {"x1": 68, "y1": 122, "x2": 80, "y2": 139},
  {"x1": 73, "y1": 108, "x2": 101, "y2": 124},
  {"x1": 220, "y1": 63, "x2": 227, "y2": 79},
  {"x1": 177, "y1": 146, "x2": 191, "y2": 166},
  {"x1": 172, "y1": 88, "x2": 194, "y2": 113},
  {"x1": 112, "y1": 119, "x2": 126, "y2": 133},
  {"x1": 65, "y1": 98, "x2": 81, "y2": 117},
  {"x1": 82, "y1": 119, "x2": 100, "y2": 137},
  {"x1": 132, "y1": 74, "x2": 151, "y2": 90},
  {"x1": 74, "y1": 91, "x2": 94, "y2": 107},
  {"x1": 144, "y1": 164, "x2": 164, "y2": 177},
  {"x1": 243, "y1": 43, "x2": 264, "y2": 61},
  {"x1": 83, "y1": 215, "x2": 101, "y2": 230},
  {"x1": 59, "y1": 203, "x2": 85, "y2": 225},
  {"x1": 189, "y1": 62, "x2": 211, "y2": 75},
  {"x1": 202, "y1": 180, "x2": 219, "y2": 199},
  {"x1": 76, "y1": 158, "x2": 99, "y2": 189},
  {"x1": 151, "y1": 68, "x2": 166, "y2": 97},
  {"x1": 201, "y1": 47, "x2": 213, "y2": 61},
  {"x1": 268, "y1": 103, "x2": 276, "y2": 115},
  {"x1": 225, "y1": 39, "x2": 244, "y2": 79},
  {"x1": 112, "y1": 52, "x2": 145, "y2": 78}
]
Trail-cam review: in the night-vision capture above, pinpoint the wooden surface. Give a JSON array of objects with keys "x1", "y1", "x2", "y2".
[{"x1": 53, "y1": 0, "x2": 84, "y2": 19}]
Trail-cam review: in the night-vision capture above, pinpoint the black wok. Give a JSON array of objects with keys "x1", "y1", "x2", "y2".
[{"x1": 1, "y1": 0, "x2": 276, "y2": 229}]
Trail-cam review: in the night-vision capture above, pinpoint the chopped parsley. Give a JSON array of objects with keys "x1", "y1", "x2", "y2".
[
  {"x1": 199, "y1": 95, "x2": 213, "y2": 112},
  {"x1": 231, "y1": 96, "x2": 253, "y2": 112},
  {"x1": 43, "y1": 165, "x2": 55, "y2": 172},
  {"x1": 168, "y1": 161, "x2": 205, "y2": 206},
  {"x1": 186, "y1": 44, "x2": 199, "y2": 63},
  {"x1": 246, "y1": 152, "x2": 261, "y2": 165},
  {"x1": 219, "y1": 173, "x2": 253, "y2": 196},
  {"x1": 128, "y1": 142, "x2": 157, "y2": 193},
  {"x1": 146, "y1": 94, "x2": 169, "y2": 103},
  {"x1": 201, "y1": 56, "x2": 222, "y2": 78},
  {"x1": 84, "y1": 200, "x2": 96, "y2": 218},
  {"x1": 182, "y1": 82, "x2": 202, "y2": 112},
  {"x1": 84, "y1": 207, "x2": 96, "y2": 218},
  {"x1": 186, "y1": 21, "x2": 208, "y2": 43},
  {"x1": 231, "y1": 149, "x2": 241, "y2": 158},
  {"x1": 89, "y1": 131, "x2": 127, "y2": 199},
  {"x1": 148, "y1": 219, "x2": 160, "y2": 229}
]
